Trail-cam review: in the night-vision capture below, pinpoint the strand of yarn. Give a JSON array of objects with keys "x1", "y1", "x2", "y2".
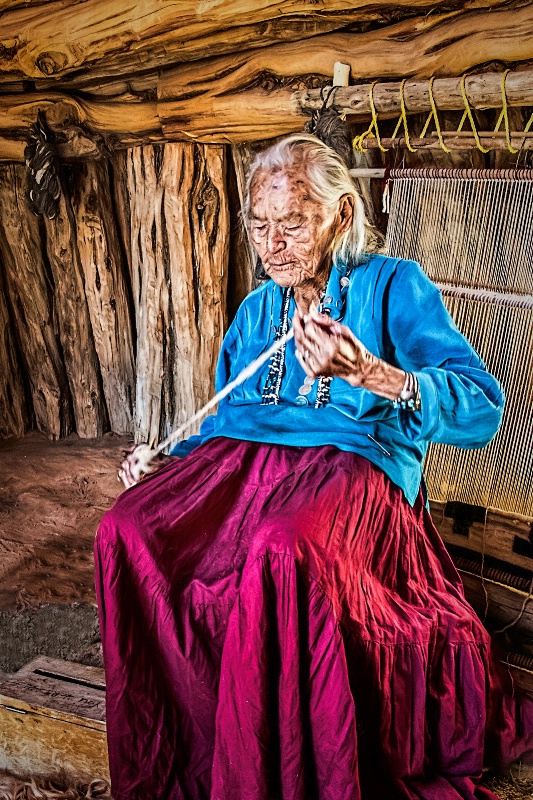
[
  {"x1": 419, "y1": 76, "x2": 452, "y2": 153},
  {"x1": 458, "y1": 74, "x2": 490, "y2": 153},
  {"x1": 130, "y1": 328, "x2": 296, "y2": 480},
  {"x1": 492, "y1": 69, "x2": 519, "y2": 154}
]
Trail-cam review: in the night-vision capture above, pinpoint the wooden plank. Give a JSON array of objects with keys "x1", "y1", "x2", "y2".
[
  {"x1": 70, "y1": 159, "x2": 135, "y2": 435},
  {"x1": 0, "y1": 705, "x2": 109, "y2": 782},
  {"x1": 431, "y1": 501, "x2": 533, "y2": 573},
  {"x1": 0, "y1": 164, "x2": 73, "y2": 439},
  {"x1": 15, "y1": 656, "x2": 106, "y2": 688},
  {"x1": 0, "y1": 656, "x2": 108, "y2": 781},
  {"x1": 0, "y1": 657, "x2": 105, "y2": 726},
  {"x1": 459, "y1": 571, "x2": 533, "y2": 652},
  {"x1": 0, "y1": 674, "x2": 106, "y2": 728}
]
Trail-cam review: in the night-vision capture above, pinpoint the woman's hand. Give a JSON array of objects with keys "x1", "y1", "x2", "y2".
[
  {"x1": 292, "y1": 304, "x2": 406, "y2": 400},
  {"x1": 118, "y1": 443, "x2": 176, "y2": 489},
  {"x1": 293, "y1": 304, "x2": 376, "y2": 386}
]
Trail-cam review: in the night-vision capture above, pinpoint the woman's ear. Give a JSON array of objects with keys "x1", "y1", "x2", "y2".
[{"x1": 337, "y1": 194, "x2": 354, "y2": 234}]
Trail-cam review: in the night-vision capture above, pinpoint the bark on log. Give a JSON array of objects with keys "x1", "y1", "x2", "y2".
[
  {"x1": 109, "y1": 150, "x2": 133, "y2": 284},
  {"x1": 227, "y1": 144, "x2": 261, "y2": 307},
  {"x1": 1, "y1": 4, "x2": 533, "y2": 153},
  {"x1": 43, "y1": 185, "x2": 108, "y2": 438},
  {"x1": 362, "y1": 134, "x2": 533, "y2": 150},
  {"x1": 127, "y1": 142, "x2": 229, "y2": 445},
  {"x1": 70, "y1": 159, "x2": 135, "y2": 435},
  {"x1": 157, "y1": 3, "x2": 533, "y2": 141},
  {"x1": 298, "y1": 68, "x2": 533, "y2": 119},
  {"x1": 0, "y1": 165, "x2": 73, "y2": 439},
  {"x1": 0, "y1": 137, "x2": 25, "y2": 162},
  {"x1": 0, "y1": 0, "x2": 472, "y2": 83},
  {"x1": 0, "y1": 260, "x2": 28, "y2": 438}
]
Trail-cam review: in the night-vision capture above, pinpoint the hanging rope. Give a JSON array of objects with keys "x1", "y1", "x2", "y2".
[
  {"x1": 457, "y1": 74, "x2": 490, "y2": 153},
  {"x1": 492, "y1": 69, "x2": 519, "y2": 154},
  {"x1": 389, "y1": 79, "x2": 417, "y2": 153},
  {"x1": 419, "y1": 77, "x2": 452, "y2": 153},
  {"x1": 352, "y1": 81, "x2": 388, "y2": 152}
]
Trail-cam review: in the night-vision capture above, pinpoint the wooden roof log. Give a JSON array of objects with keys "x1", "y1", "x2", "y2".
[
  {"x1": 298, "y1": 69, "x2": 533, "y2": 119},
  {"x1": 0, "y1": 5, "x2": 532, "y2": 157},
  {"x1": 361, "y1": 134, "x2": 533, "y2": 151},
  {"x1": 0, "y1": 0, "x2": 459, "y2": 84}
]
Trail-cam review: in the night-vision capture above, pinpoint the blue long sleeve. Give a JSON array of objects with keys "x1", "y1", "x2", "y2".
[{"x1": 385, "y1": 260, "x2": 504, "y2": 447}]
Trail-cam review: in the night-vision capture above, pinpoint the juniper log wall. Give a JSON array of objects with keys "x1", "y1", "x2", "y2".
[{"x1": 0, "y1": 142, "x2": 237, "y2": 443}]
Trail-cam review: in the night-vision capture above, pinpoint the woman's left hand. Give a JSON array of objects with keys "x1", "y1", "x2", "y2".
[{"x1": 293, "y1": 304, "x2": 383, "y2": 387}]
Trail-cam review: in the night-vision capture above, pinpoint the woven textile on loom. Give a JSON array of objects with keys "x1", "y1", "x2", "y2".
[{"x1": 386, "y1": 169, "x2": 533, "y2": 518}]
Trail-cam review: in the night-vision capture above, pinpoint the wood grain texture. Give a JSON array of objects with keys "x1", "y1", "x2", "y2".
[
  {"x1": 127, "y1": 142, "x2": 229, "y2": 444},
  {"x1": 156, "y1": 2, "x2": 533, "y2": 141},
  {"x1": 0, "y1": 0, "x2": 468, "y2": 82},
  {"x1": 43, "y1": 188, "x2": 108, "y2": 438},
  {"x1": 1, "y1": 3, "x2": 532, "y2": 152},
  {"x1": 459, "y1": 572, "x2": 533, "y2": 653},
  {"x1": 0, "y1": 656, "x2": 108, "y2": 782},
  {"x1": 0, "y1": 165, "x2": 73, "y2": 439},
  {"x1": 226, "y1": 144, "x2": 258, "y2": 319},
  {"x1": 0, "y1": 258, "x2": 27, "y2": 438},
  {"x1": 71, "y1": 159, "x2": 135, "y2": 434},
  {"x1": 431, "y1": 501, "x2": 533, "y2": 572},
  {"x1": 299, "y1": 68, "x2": 533, "y2": 118}
]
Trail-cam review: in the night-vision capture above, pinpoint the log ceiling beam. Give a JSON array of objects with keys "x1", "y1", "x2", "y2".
[
  {"x1": 298, "y1": 69, "x2": 533, "y2": 118},
  {"x1": 0, "y1": 3, "x2": 532, "y2": 158},
  {"x1": 0, "y1": 0, "x2": 465, "y2": 84}
]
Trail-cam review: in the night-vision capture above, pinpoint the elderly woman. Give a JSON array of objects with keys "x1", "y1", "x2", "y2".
[{"x1": 94, "y1": 134, "x2": 532, "y2": 800}]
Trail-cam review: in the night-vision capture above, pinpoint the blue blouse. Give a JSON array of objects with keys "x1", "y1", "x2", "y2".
[{"x1": 170, "y1": 254, "x2": 504, "y2": 506}]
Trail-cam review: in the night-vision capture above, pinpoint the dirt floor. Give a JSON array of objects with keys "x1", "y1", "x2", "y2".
[{"x1": 0, "y1": 431, "x2": 129, "y2": 672}]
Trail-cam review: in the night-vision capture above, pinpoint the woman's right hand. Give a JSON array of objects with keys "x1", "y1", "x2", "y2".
[{"x1": 118, "y1": 443, "x2": 176, "y2": 489}]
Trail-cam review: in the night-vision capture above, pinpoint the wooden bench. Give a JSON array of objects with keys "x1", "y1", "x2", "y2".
[{"x1": 0, "y1": 656, "x2": 109, "y2": 783}]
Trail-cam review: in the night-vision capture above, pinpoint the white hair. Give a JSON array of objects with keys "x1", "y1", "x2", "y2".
[{"x1": 243, "y1": 133, "x2": 379, "y2": 266}]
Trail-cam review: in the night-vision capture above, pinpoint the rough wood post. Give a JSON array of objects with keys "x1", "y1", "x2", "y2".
[
  {"x1": 0, "y1": 164, "x2": 73, "y2": 439},
  {"x1": 43, "y1": 183, "x2": 108, "y2": 438},
  {"x1": 71, "y1": 159, "x2": 135, "y2": 435},
  {"x1": 0, "y1": 259, "x2": 28, "y2": 438},
  {"x1": 127, "y1": 142, "x2": 229, "y2": 444}
]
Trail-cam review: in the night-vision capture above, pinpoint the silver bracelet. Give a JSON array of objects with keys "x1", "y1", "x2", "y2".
[{"x1": 393, "y1": 371, "x2": 421, "y2": 411}]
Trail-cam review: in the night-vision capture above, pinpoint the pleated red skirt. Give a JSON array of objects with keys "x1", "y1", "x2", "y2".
[{"x1": 94, "y1": 437, "x2": 533, "y2": 800}]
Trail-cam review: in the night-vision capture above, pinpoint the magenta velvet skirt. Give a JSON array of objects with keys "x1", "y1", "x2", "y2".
[{"x1": 94, "y1": 437, "x2": 533, "y2": 800}]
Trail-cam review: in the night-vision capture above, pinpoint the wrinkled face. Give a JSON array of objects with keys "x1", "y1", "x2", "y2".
[{"x1": 248, "y1": 165, "x2": 337, "y2": 289}]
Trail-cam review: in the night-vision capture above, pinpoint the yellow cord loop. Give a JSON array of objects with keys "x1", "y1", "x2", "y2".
[
  {"x1": 390, "y1": 79, "x2": 417, "y2": 152},
  {"x1": 352, "y1": 81, "x2": 388, "y2": 152},
  {"x1": 419, "y1": 76, "x2": 452, "y2": 153},
  {"x1": 460, "y1": 74, "x2": 490, "y2": 153},
  {"x1": 493, "y1": 69, "x2": 518, "y2": 154}
]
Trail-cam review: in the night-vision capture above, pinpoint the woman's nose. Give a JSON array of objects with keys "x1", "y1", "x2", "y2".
[{"x1": 266, "y1": 225, "x2": 286, "y2": 253}]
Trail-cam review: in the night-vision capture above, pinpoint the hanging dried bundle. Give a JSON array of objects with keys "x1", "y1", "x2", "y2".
[
  {"x1": 25, "y1": 112, "x2": 62, "y2": 220},
  {"x1": 305, "y1": 98, "x2": 353, "y2": 169}
]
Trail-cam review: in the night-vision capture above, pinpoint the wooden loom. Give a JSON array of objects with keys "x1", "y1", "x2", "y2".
[{"x1": 385, "y1": 166, "x2": 533, "y2": 668}]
